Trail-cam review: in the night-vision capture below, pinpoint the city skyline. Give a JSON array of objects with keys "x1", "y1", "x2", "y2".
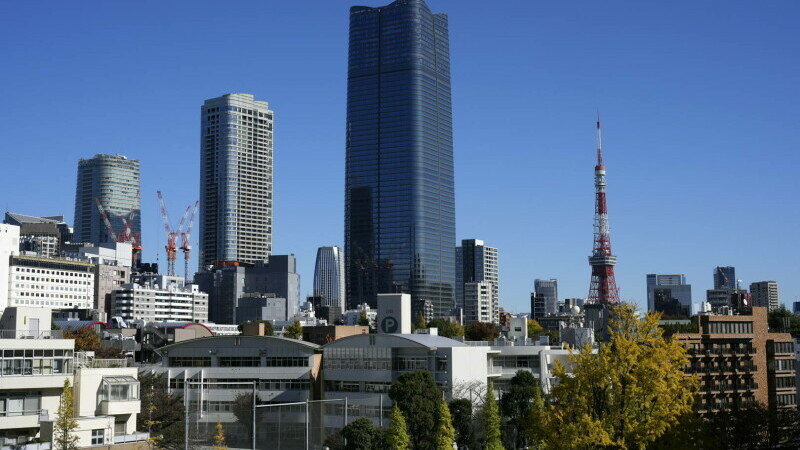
[{"x1": 1, "y1": 1, "x2": 799, "y2": 313}]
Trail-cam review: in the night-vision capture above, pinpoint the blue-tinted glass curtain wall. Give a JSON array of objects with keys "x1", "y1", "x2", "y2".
[{"x1": 345, "y1": 0, "x2": 455, "y2": 316}]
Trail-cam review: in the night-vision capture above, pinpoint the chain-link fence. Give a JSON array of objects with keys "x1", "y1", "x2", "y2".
[{"x1": 182, "y1": 381, "x2": 390, "y2": 450}]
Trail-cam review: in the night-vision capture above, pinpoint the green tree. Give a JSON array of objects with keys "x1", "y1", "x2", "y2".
[
  {"x1": 284, "y1": 320, "x2": 303, "y2": 339},
  {"x1": 340, "y1": 418, "x2": 377, "y2": 450},
  {"x1": 386, "y1": 404, "x2": 411, "y2": 450},
  {"x1": 539, "y1": 304, "x2": 697, "y2": 449},
  {"x1": 211, "y1": 417, "x2": 227, "y2": 450},
  {"x1": 231, "y1": 392, "x2": 254, "y2": 444},
  {"x1": 527, "y1": 319, "x2": 543, "y2": 339},
  {"x1": 481, "y1": 381, "x2": 503, "y2": 450},
  {"x1": 449, "y1": 399, "x2": 477, "y2": 450},
  {"x1": 768, "y1": 306, "x2": 800, "y2": 338},
  {"x1": 437, "y1": 398, "x2": 456, "y2": 450},
  {"x1": 500, "y1": 370, "x2": 542, "y2": 449},
  {"x1": 358, "y1": 311, "x2": 370, "y2": 327},
  {"x1": 427, "y1": 318, "x2": 465, "y2": 338},
  {"x1": 414, "y1": 312, "x2": 427, "y2": 330},
  {"x1": 137, "y1": 372, "x2": 185, "y2": 450},
  {"x1": 389, "y1": 371, "x2": 442, "y2": 450},
  {"x1": 465, "y1": 322, "x2": 499, "y2": 341},
  {"x1": 54, "y1": 378, "x2": 79, "y2": 450}
]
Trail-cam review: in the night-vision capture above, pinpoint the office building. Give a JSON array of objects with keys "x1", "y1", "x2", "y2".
[
  {"x1": 111, "y1": 274, "x2": 209, "y2": 323},
  {"x1": 313, "y1": 246, "x2": 346, "y2": 311},
  {"x1": 706, "y1": 289, "x2": 732, "y2": 311},
  {"x1": 534, "y1": 279, "x2": 559, "y2": 315},
  {"x1": 4, "y1": 213, "x2": 72, "y2": 258},
  {"x1": 73, "y1": 154, "x2": 140, "y2": 246},
  {"x1": 677, "y1": 307, "x2": 796, "y2": 413},
  {"x1": 199, "y1": 93, "x2": 274, "y2": 268},
  {"x1": 7, "y1": 255, "x2": 95, "y2": 311},
  {"x1": 646, "y1": 274, "x2": 692, "y2": 319},
  {"x1": 456, "y1": 239, "x2": 499, "y2": 319},
  {"x1": 196, "y1": 255, "x2": 299, "y2": 325},
  {"x1": 750, "y1": 281, "x2": 779, "y2": 311},
  {"x1": 714, "y1": 266, "x2": 736, "y2": 291},
  {"x1": 530, "y1": 292, "x2": 546, "y2": 320},
  {"x1": 235, "y1": 294, "x2": 288, "y2": 323},
  {"x1": 464, "y1": 281, "x2": 496, "y2": 325},
  {"x1": 345, "y1": 0, "x2": 456, "y2": 316}
]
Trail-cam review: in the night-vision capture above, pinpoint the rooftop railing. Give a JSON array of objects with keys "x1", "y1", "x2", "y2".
[{"x1": 0, "y1": 330, "x2": 64, "y2": 339}]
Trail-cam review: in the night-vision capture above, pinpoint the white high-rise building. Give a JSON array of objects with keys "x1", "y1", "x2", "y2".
[
  {"x1": 0, "y1": 224, "x2": 20, "y2": 312},
  {"x1": 200, "y1": 93, "x2": 274, "y2": 268},
  {"x1": 8, "y1": 255, "x2": 95, "y2": 311},
  {"x1": 750, "y1": 281, "x2": 779, "y2": 311},
  {"x1": 464, "y1": 281, "x2": 495, "y2": 324},
  {"x1": 313, "y1": 246, "x2": 346, "y2": 311},
  {"x1": 455, "y1": 239, "x2": 499, "y2": 322}
]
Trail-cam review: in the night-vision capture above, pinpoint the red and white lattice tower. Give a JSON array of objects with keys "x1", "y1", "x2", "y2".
[{"x1": 588, "y1": 115, "x2": 620, "y2": 305}]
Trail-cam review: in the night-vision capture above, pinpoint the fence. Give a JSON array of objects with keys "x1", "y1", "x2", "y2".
[{"x1": 182, "y1": 381, "x2": 390, "y2": 450}]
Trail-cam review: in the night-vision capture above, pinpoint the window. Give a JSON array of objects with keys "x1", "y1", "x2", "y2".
[
  {"x1": 264, "y1": 357, "x2": 307, "y2": 367},
  {"x1": 219, "y1": 357, "x2": 260, "y2": 367},
  {"x1": 91, "y1": 429, "x2": 104, "y2": 445},
  {"x1": 170, "y1": 357, "x2": 211, "y2": 367},
  {"x1": 707, "y1": 321, "x2": 753, "y2": 334}
]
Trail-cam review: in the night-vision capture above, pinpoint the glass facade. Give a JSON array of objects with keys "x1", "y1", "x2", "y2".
[
  {"x1": 345, "y1": 0, "x2": 455, "y2": 316},
  {"x1": 73, "y1": 154, "x2": 141, "y2": 246}
]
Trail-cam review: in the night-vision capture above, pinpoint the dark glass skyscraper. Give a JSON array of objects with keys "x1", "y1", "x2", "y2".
[{"x1": 345, "y1": 0, "x2": 455, "y2": 316}]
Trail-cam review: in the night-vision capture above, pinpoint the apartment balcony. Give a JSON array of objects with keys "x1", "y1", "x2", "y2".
[
  {"x1": 99, "y1": 400, "x2": 140, "y2": 416},
  {"x1": 0, "y1": 410, "x2": 48, "y2": 431},
  {"x1": 113, "y1": 432, "x2": 149, "y2": 444}
]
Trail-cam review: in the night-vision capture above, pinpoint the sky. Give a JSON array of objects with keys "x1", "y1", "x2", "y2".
[{"x1": 1, "y1": 0, "x2": 798, "y2": 314}]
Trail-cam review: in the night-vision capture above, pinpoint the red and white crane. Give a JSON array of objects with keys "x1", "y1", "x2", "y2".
[
  {"x1": 180, "y1": 201, "x2": 199, "y2": 282},
  {"x1": 157, "y1": 191, "x2": 196, "y2": 277}
]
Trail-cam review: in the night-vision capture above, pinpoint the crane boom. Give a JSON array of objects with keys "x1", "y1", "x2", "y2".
[{"x1": 94, "y1": 198, "x2": 117, "y2": 243}]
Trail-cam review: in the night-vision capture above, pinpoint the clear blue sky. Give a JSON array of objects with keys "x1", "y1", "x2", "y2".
[{"x1": 1, "y1": 0, "x2": 798, "y2": 314}]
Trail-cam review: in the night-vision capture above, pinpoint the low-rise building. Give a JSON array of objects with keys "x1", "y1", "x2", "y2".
[
  {"x1": 8, "y1": 255, "x2": 95, "y2": 311},
  {"x1": 112, "y1": 274, "x2": 208, "y2": 323},
  {"x1": 302, "y1": 325, "x2": 369, "y2": 346}
]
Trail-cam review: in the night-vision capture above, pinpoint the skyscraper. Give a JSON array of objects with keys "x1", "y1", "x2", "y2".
[
  {"x1": 750, "y1": 281, "x2": 779, "y2": 311},
  {"x1": 200, "y1": 94, "x2": 273, "y2": 268},
  {"x1": 534, "y1": 279, "x2": 559, "y2": 315},
  {"x1": 314, "y1": 246, "x2": 346, "y2": 311},
  {"x1": 73, "y1": 154, "x2": 140, "y2": 245},
  {"x1": 345, "y1": 0, "x2": 456, "y2": 316},
  {"x1": 713, "y1": 266, "x2": 736, "y2": 291},
  {"x1": 456, "y1": 239, "x2": 499, "y2": 323},
  {"x1": 587, "y1": 118, "x2": 620, "y2": 305},
  {"x1": 646, "y1": 273, "x2": 692, "y2": 318}
]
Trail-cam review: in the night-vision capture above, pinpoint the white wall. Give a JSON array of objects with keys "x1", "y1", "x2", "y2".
[{"x1": 0, "y1": 224, "x2": 20, "y2": 312}]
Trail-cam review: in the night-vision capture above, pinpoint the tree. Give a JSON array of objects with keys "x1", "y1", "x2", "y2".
[
  {"x1": 538, "y1": 304, "x2": 697, "y2": 449},
  {"x1": 449, "y1": 399, "x2": 478, "y2": 450},
  {"x1": 54, "y1": 378, "x2": 79, "y2": 450},
  {"x1": 436, "y1": 398, "x2": 456, "y2": 450},
  {"x1": 340, "y1": 418, "x2": 377, "y2": 450},
  {"x1": 414, "y1": 312, "x2": 427, "y2": 330},
  {"x1": 481, "y1": 381, "x2": 503, "y2": 450},
  {"x1": 427, "y1": 318, "x2": 464, "y2": 338},
  {"x1": 389, "y1": 371, "x2": 442, "y2": 450},
  {"x1": 211, "y1": 417, "x2": 227, "y2": 450},
  {"x1": 527, "y1": 319, "x2": 543, "y2": 339},
  {"x1": 358, "y1": 311, "x2": 370, "y2": 327},
  {"x1": 768, "y1": 306, "x2": 800, "y2": 338},
  {"x1": 386, "y1": 404, "x2": 411, "y2": 450},
  {"x1": 500, "y1": 370, "x2": 542, "y2": 449},
  {"x1": 238, "y1": 320, "x2": 274, "y2": 336},
  {"x1": 231, "y1": 392, "x2": 254, "y2": 443},
  {"x1": 63, "y1": 327, "x2": 100, "y2": 352},
  {"x1": 465, "y1": 322, "x2": 499, "y2": 341},
  {"x1": 137, "y1": 372, "x2": 185, "y2": 450},
  {"x1": 284, "y1": 320, "x2": 303, "y2": 339}
]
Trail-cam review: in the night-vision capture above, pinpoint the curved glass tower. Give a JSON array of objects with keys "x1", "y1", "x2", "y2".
[
  {"x1": 345, "y1": 0, "x2": 455, "y2": 316},
  {"x1": 314, "y1": 246, "x2": 346, "y2": 311}
]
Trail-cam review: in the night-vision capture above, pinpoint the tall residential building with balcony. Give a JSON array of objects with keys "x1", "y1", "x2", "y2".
[
  {"x1": 750, "y1": 281, "x2": 779, "y2": 311},
  {"x1": 73, "y1": 154, "x2": 141, "y2": 246},
  {"x1": 0, "y1": 307, "x2": 145, "y2": 447},
  {"x1": 646, "y1": 273, "x2": 693, "y2": 318},
  {"x1": 112, "y1": 274, "x2": 209, "y2": 323},
  {"x1": 199, "y1": 93, "x2": 273, "y2": 268},
  {"x1": 464, "y1": 281, "x2": 495, "y2": 325},
  {"x1": 313, "y1": 246, "x2": 346, "y2": 311},
  {"x1": 456, "y1": 240, "x2": 499, "y2": 321},
  {"x1": 676, "y1": 307, "x2": 796, "y2": 413},
  {"x1": 345, "y1": 0, "x2": 456, "y2": 316}
]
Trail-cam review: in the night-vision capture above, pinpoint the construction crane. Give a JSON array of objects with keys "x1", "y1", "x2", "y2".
[
  {"x1": 180, "y1": 201, "x2": 199, "y2": 283},
  {"x1": 157, "y1": 191, "x2": 194, "y2": 277},
  {"x1": 119, "y1": 215, "x2": 142, "y2": 267},
  {"x1": 95, "y1": 198, "x2": 117, "y2": 244}
]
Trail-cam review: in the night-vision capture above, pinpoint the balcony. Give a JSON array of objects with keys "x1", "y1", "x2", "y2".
[
  {"x1": 99, "y1": 400, "x2": 141, "y2": 416},
  {"x1": 113, "y1": 432, "x2": 149, "y2": 444},
  {"x1": 99, "y1": 376, "x2": 140, "y2": 415},
  {"x1": 0, "y1": 410, "x2": 48, "y2": 431}
]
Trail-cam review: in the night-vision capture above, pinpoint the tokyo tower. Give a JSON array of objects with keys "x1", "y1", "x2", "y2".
[{"x1": 588, "y1": 115, "x2": 620, "y2": 305}]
